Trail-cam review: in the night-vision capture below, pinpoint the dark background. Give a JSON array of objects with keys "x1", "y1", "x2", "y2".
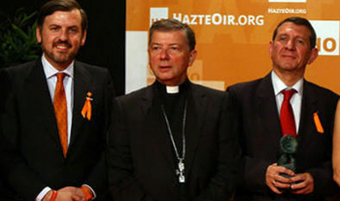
[{"x1": 1, "y1": 0, "x2": 126, "y2": 95}]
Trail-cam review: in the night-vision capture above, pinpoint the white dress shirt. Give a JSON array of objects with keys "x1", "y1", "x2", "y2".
[{"x1": 271, "y1": 71, "x2": 303, "y2": 133}]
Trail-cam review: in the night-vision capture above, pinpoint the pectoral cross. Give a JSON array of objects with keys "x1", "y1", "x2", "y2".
[{"x1": 176, "y1": 159, "x2": 185, "y2": 183}]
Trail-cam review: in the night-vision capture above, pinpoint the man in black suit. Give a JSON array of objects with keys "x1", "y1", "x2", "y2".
[
  {"x1": 107, "y1": 19, "x2": 241, "y2": 201},
  {"x1": 0, "y1": 0, "x2": 114, "y2": 200},
  {"x1": 227, "y1": 16, "x2": 339, "y2": 201}
]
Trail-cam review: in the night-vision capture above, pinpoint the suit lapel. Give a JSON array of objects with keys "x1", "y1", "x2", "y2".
[
  {"x1": 69, "y1": 61, "x2": 91, "y2": 146},
  {"x1": 256, "y1": 74, "x2": 282, "y2": 151},
  {"x1": 184, "y1": 83, "x2": 208, "y2": 174},
  {"x1": 25, "y1": 60, "x2": 60, "y2": 145},
  {"x1": 139, "y1": 84, "x2": 153, "y2": 117},
  {"x1": 140, "y1": 84, "x2": 175, "y2": 171},
  {"x1": 297, "y1": 80, "x2": 318, "y2": 143}
]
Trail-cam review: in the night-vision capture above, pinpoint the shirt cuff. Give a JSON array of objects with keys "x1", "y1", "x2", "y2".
[
  {"x1": 82, "y1": 184, "x2": 96, "y2": 199},
  {"x1": 36, "y1": 186, "x2": 52, "y2": 201}
]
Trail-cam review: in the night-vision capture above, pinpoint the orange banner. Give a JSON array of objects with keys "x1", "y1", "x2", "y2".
[{"x1": 126, "y1": 0, "x2": 340, "y2": 94}]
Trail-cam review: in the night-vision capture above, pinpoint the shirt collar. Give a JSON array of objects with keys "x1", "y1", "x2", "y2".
[
  {"x1": 155, "y1": 79, "x2": 190, "y2": 95},
  {"x1": 42, "y1": 54, "x2": 74, "y2": 79},
  {"x1": 271, "y1": 71, "x2": 303, "y2": 96}
]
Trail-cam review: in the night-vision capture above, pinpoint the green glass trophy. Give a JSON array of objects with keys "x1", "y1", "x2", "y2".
[{"x1": 278, "y1": 135, "x2": 298, "y2": 177}]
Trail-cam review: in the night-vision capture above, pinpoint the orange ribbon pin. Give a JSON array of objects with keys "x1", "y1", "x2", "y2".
[
  {"x1": 81, "y1": 92, "x2": 92, "y2": 120},
  {"x1": 313, "y1": 112, "x2": 324, "y2": 134}
]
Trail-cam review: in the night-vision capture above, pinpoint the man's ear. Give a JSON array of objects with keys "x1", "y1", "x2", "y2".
[
  {"x1": 36, "y1": 26, "x2": 42, "y2": 43},
  {"x1": 307, "y1": 48, "x2": 318, "y2": 65},
  {"x1": 81, "y1": 30, "x2": 87, "y2": 46},
  {"x1": 188, "y1": 50, "x2": 197, "y2": 67},
  {"x1": 268, "y1": 40, "x2": 274, "y2": 60}
]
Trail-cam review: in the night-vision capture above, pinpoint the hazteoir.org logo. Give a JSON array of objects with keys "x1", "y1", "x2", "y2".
[
  {"x1": 149, "y1": 8, "x2": 264, "y2": 27},
  {"x1": 150, "y1": 7, "x2": 169, "y2": 26}
]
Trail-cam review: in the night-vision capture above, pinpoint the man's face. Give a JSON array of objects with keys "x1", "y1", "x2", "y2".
[
  {"x1": 148, "y1": 30, "x2": 196, "y2": 86},
  {"x1": 269, "y1": 22, "x2": 318, "y2": 75},
  {"x1": 36, "y1": 9, "x2": 86, "y2": 70}
]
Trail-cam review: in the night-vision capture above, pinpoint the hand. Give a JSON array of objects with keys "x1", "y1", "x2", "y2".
[
  {"x1": 290, "y1": 172, "x2": 314, "y2": 194},
  {"x1": 57, "y1": 187, "x2": 86, "y2": 201},
  {"x1": 265, "y1": 163, "x2": 295, "y2": 194}
]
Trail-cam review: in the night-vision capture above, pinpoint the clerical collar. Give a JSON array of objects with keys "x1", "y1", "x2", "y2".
[
  {"x1": 166, "y1": 86, "x2": 179, "y2": 94},
  {"x1": 155, "y1": 79, "x2": 190, "y2": 95}
]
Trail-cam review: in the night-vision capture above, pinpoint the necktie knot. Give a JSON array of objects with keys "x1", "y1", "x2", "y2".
[
  {"x1": 56, "y1": 73, "x2": 66, "y2": 83},
  {"x1": 282, "y1": 89, "x2": 296, "y2": 101}
]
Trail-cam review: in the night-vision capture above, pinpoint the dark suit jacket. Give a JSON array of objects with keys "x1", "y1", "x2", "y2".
[
  {"x1": 0, "y1": 59, "x2": 114, "y2": 201},
  {"x1": 227, "y1": 73, "x2": 339, "y2": 201},
  {"x1": 107, "y1": 81, "x2": 242, "y2": 201}
]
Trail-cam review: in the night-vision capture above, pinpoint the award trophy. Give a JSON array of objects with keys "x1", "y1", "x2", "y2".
[{"x1": 278, "y1": 135, "x2": 298, "y2": 177}]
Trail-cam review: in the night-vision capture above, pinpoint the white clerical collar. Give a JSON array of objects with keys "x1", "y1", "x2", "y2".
[{"x1": 166, "y1": 85, "x2": 179, "y2": 94}]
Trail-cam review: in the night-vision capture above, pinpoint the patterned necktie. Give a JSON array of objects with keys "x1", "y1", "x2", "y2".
[
  {"x1": 280, "y1": 89, "x2": 297, "y2": 137},
  {"x1": 53, "y1": 73, "x2": 68, "y2": 157}
]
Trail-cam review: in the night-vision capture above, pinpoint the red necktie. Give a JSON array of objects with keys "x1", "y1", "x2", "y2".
[
  {"x1": 54, "y1": 73, "x2": 68, "y2": 157},
  {"x1": 280, "y1": 89, "x2": 297, "y2": 137}
]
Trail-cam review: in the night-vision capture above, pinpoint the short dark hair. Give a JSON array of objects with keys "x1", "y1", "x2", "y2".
[
  {"x1": 37, "y1": 0, "x2": 88, "y2": 32},
  {"x1": 272, "y1": 16, "x2": 316, "y2": 49},
  {"x1": 149, "y1": 18, "x2": 196, "y2": 51}
]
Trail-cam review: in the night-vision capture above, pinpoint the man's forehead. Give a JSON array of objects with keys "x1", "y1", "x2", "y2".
[
  {"x1": 278, "y1": 22, "x2": 309, "y2": 33},
  {"x1": 276, "y1": 23, "x2": 310, "y2": 38},
  {"x1": 44, "y1": 10, "x2": 81, "y2": 24},
  {"x1": 151, "y1": 30, "x2": 186, "y2": 40},
  {"x1": 153, "y1": 30, "x2": 185, "y2": 36}
]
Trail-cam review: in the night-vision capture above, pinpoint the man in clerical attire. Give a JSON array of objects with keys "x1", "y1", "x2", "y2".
[{"x1": 107, "y1": 18, "x2": 242, "y2": 201}]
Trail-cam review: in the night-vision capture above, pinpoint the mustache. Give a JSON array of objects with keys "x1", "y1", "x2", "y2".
[{"x1": 54, "y1": 40, "x2": 72, "y2": 47}]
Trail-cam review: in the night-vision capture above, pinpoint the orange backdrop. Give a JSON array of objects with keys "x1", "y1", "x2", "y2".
[{"x1": 125, "y1": 0, "x2": 340, "y2": 94}]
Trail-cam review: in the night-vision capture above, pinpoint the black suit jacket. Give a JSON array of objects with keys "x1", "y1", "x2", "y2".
[
  {"x1": 227, "y1": 73, "x2": 339, "y2": 201},
  {"x1": 107, "y1": 81, "x2": 241, "y2": 201},
  {"x1": 0, "y1": 59, "x2": 114, "y2": 201}
]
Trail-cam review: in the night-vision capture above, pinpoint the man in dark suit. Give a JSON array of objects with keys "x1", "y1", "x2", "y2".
[
  {"x1": 227, "y1": 16, "x2": 339, "y2": 201},
  {"x1": 107, "y1": 19, "x2": 241, "y2": 201},
  {"x1": 0, "y1": 0, "x2": 114, "y2": 200}
]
